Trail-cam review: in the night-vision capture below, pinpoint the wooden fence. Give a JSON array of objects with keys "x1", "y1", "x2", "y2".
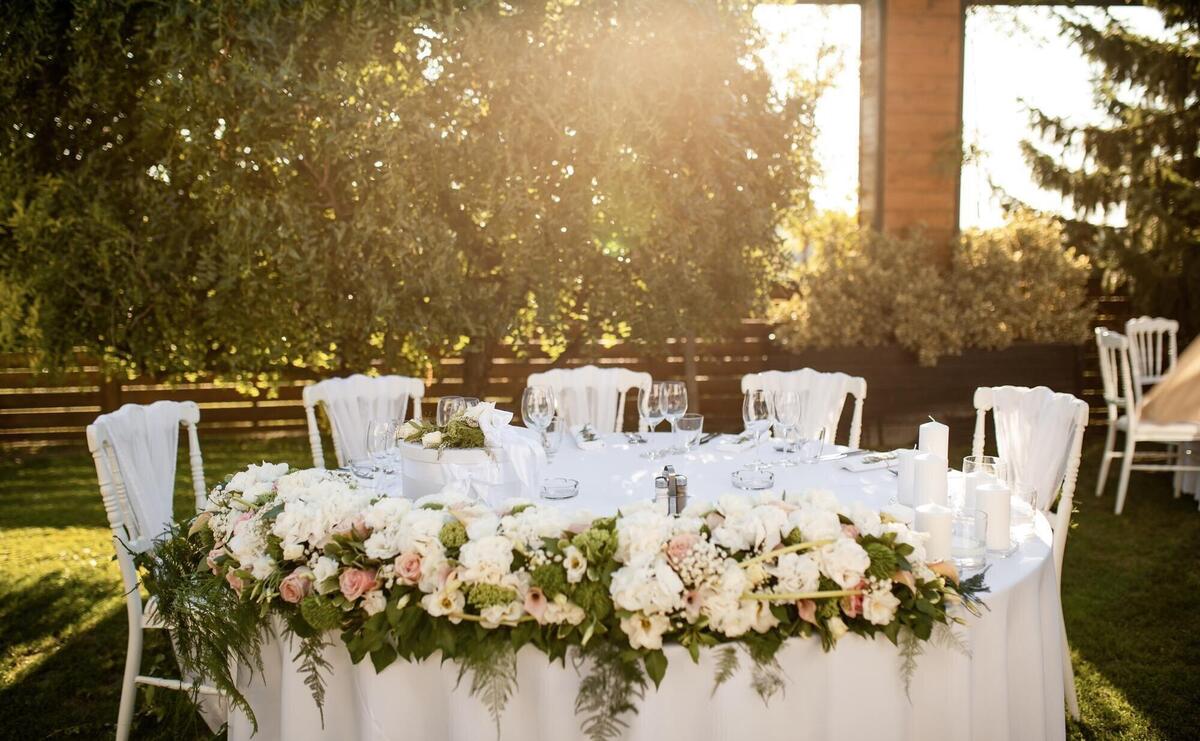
[{"x1": 0, "y1": 309, "x2": 1124, "y2": 454}]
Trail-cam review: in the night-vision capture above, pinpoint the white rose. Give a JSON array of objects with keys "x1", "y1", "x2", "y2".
[
  {"x1": 819, "y1": 539, "x2": 871, "y2": 589},
  {"x1": 862, "y1": 588, "x2": 901, "y2": 626},
  {"x1": 563, "y1": 546, "x2": 587, "y2": 584},
  {"x1": 846, "y1": 502, "x2": 883, "y2": 538},
  {"x1": 398, "y1": 421, "x2": 420, "y2": 439},
  {"x1": 620, "y1": 613, "x2": 671, "y2": 650},
  {"x1": 282, "y1": 542, "x2": 305, "y2": 561},
  {"x1": 361, "y1": 590, "x2": 387, "y2": 616},
  {"x1": 422, "y1": 431, "x2": 444, "y2": 448},
  {"x1": 610, "y1": 556, "x2": 685, "y2": 615}
]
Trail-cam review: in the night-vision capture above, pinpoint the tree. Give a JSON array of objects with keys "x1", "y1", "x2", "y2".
[
  {"x1": 0, "y1": 0, "x2": 814, "y2": 396},
  {"x1": 1022, "y1": 3, "x2": 1200, "y2": 337}
]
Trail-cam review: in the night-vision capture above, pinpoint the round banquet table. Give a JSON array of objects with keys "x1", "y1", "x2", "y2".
[{"x1": 228, "y1": 433, "x2": 1067, "y2": 741}]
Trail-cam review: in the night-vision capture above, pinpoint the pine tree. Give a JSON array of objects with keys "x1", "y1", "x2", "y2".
[{"x1": 1022, "y1": 3, "x2": 1199, "y2": 336}]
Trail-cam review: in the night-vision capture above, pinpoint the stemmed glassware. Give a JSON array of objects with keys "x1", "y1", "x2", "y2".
[
  {"x1": 638, "y1": 383, "x2": 666, "y2": 433},
  {"x1": 521, "y1": 386, "x2": 557, "y2": 453},
  {"x1": 662, "y1": 381, "x2": 688, "y2": 433},
  {"x1": 771, "y1": 391, "x2": 802, "y2": 466},
  {"x1": 742, "y1": 389, "x2": 774, "y2": 470},
  {"x1": 361, "y1": 419, "x2": 399, "y2": 482}
]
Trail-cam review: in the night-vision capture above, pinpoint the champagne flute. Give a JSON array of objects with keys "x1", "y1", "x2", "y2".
[
  {"x1": 662, "y1": 381, "x2": 688, "y2": 433},
  {"x1": 638, "y1": 383, "x2": 665, "y2": 433},
  {"x1": 742, "y1": 389, "x2": 773, "y2": 470},
  {"x1": 772, "y1": 391, "x2": 802, "y2": 466}
]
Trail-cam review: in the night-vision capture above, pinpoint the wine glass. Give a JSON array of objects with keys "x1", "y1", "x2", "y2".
[
  {"x1": 437, "y1": 396, "x2": 466, "y2": 426},
  {"x1": 363, "y1": 419, "x2": 398, "y2": 479},
  {"x1": 638, "y1": 383, "x2": 665, "y2": 432},
  {"x1": 662, "y1": 381, "x2": 688, "y2": 433},
  {"x1": 742, "y1": 389, "x2": 773, "y2": 469},
  {"x1": 521, "y1": 386, "x2": 557, "y2": 444},
  {"x1": 772, "y1": 391, "x2": 802, "y2": 466}
]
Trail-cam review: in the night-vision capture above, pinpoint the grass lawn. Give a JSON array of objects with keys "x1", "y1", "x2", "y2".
[{"x1": 1, "y1": 434, "x2": 1197, "y2": 739}]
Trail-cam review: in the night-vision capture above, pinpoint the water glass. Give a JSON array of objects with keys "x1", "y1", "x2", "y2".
[
  {"x1": 662, "y1": 381, "x2": 688, "y2": 433},
  {"x1": 742, "y1": 389, "x2": 774, "y2": 469},
  {"x1": 543, "y1": 415, "x2": 565, "y2": 461},
  {"x1": 796, "y1": 427, "x2": 827, "y2": 464},
  {"x1": 951, "y1": 509, "x2": 988, "y2": 571},
  {"x1": 676, "y1": 413, "x2": 704, "y2": 453},
  {"x1": 1010, "y1": 481, "x2": 1039, "y2": 539},
  {"x1": 460, "y1": 396, "x2": 481, "y2": 408},
  {"x1": 638, "y1": 383, "x2": 665, "y2": 432},
  {"x1": 436, "y1": 396, "x2": 466, "y2": 426}
]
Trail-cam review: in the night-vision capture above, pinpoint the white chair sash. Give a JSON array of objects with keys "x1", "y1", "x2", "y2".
[
  {"x1": 304, "y1": 375, "x2": 425, "y2": 467},
  {"x1": 983, "y1": 386, "x2": 1082, "y2": 511},
  {"x1": 93, "y1": 401, "x2": 185, "y2": 544}
]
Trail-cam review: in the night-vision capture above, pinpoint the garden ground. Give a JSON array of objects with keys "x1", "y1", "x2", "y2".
[{"x1": 0, "y1": 434, "x2": 1197, "y2": 739}]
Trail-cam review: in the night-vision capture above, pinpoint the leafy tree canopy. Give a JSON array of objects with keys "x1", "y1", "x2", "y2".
[{"x1": 0, "y1": 0, "x2": 815, "y2": 390}]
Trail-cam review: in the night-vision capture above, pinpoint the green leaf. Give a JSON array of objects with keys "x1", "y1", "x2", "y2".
[{"x1": 643, "y1": 650, "x2": 667, "y2": 689}]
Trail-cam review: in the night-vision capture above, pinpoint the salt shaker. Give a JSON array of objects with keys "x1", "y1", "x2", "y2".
[
  {"x1": 654, "y1": 476, "x2": 671, "y2": 514},
  {"x1": 673, "y1": 474, "x2": 688, "y2": 515}
]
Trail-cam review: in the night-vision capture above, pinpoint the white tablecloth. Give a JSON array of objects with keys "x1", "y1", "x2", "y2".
[{"x1": 229, "y1": 434, "x2": 1067, "y2": 741}]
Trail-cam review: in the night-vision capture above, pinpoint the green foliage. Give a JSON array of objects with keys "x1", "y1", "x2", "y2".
[
  {"x1": 402, "y1": 417, "x2": 486, "y2": 451},
  {"x1": 530, "y1": 562, "x2": 568, "y2": 600},
  {"x1": 300, "y1": 595, "x2": 343, "y2": 632},
  {"x1": 863, "y1": 542, "x2": 898, "y2": 582},
  {"x1": 439, "y1": 520, "x2": 468, "y2": 550},
  {"x1": 572, "y1": 643, "x2": 647, "y2": 741},
  {"x1": 1022, "y1": 5, "x2": 1200, "y2": 336},
  {"x1": 771, "y1": 211, "x2": 1094, "y2": 365},
  {"x1": 0, "y1": 0, "x2": 815, "y2": 389},
  {"x1": 466, "y1": 583, "x2": 518, "y2": 611}
]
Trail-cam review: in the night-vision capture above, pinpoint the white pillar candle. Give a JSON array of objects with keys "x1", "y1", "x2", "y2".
[
  {"x1": 977, "y1": 481, "x2": 1011, "y2": 551},
  {"x1": 918, "y1": 420, "x2": 949, "y2": 461},
  {"x1": 961, "y1": 471, "x2": 985, "y2": 510},
  {"x1": 915, "y1": 503, "x2": 953, "y2": 563},
  {"x1": 914, "y1": 453, "x2": 948, "y2": 507},
  {"x1": 896, "y1": 449, "x2": 918, "y2": 506}
]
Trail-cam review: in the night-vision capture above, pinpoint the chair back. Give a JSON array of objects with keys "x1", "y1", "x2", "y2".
[
  {"x1": 86, "y1": 401, "x2": 206, "y2": 597},
  {"x1": 741, "y1": 368, "x2": 867, "y2": 448},
  {"x1": 971, "y1": 386, "x2": 1088, "y2": 578},
  {"x1": 303, "y1": 374, "x2": 425, "y2": 468},
  {"x1": 1096, "y1": 328, "x2": 1143, "y2": 413},
  {"x1": 526, "y1": 365, "x2": 652, "y2": 433},
  {"x1": 1124, "y1": 316, "x2": 1179, "y2": 386}
]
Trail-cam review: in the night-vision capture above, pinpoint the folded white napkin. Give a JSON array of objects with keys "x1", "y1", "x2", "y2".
[
  {"x1": 715, "y1": 433, "x2": 756, "y2": 453},
  {"x1": 841, "y1": 450, "x2": 898, "y2": 473},
  {"x1": 571, "y1": 424, "x2": 605, "y2": 451}
]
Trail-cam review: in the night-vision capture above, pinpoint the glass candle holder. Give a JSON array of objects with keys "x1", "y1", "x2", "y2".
[{"x1": 950, "y1": 509, "x2": 988, "y2": 571}]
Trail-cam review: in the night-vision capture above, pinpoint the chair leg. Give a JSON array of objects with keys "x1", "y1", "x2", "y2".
[
  {"x1": 1062, "y1": 624, "x2": 1080, "y2": 720},
  {"x1": 1115, "y1": 435, "x2": 1137, "y2": 515},
  {"x1": 1172, "y1": 444, "x2": 1183, "y2": 499},
  {"x1": 115, "y1": 618, "x2": 143, "y2": 741},
  {"x1": 1095, "y1": 422, "x2": 1118, "y2": 497}
]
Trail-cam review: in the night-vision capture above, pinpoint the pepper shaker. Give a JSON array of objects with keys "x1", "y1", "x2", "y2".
[{"x1": 673, "y1": 474, "x2": 688, "y2": 515}]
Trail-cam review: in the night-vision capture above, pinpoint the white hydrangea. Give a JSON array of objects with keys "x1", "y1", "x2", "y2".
[
  {"x1": 610, "y1": 555, "x2": 685, "y2": 615},
  {"x1": 712, "y1": 505, "x2": 789, "y2": 553},
  {"x1": 458, "y1": 535, "x2": 515, "y2": 584},
  {"x1": 845, "y1": 502, "x2": 883, "y2": 538},
  {"x1": 225, "y1": 461, "x2": 290, "y2": 495},
  {"x1": 614, "y1": 507, "x2": 675, "y2": 564},
  {"x1": 769, "y1": 552, "x2": 820, "y2": 596},
  {"x1": 788, "y1": 506, "x2": 843, "y2": 543},
  {"x1": 819, "y1": 539, "x2": 871, "y2": 589},
  {"x1": 500, "y1": 506, "x2": 569, "y2": 551}
]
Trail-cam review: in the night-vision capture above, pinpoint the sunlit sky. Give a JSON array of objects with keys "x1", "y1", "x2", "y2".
[{"x1": 754, "y1": 4, "x2": 1167, "y2": 228}]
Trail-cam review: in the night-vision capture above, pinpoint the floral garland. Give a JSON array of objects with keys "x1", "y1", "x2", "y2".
[
  {"x1": 141, "y1": 462, "x2": 988, "y2": 739},
  {"x1": 398, "y1": 403, "x2": 492, "y2": 450}
]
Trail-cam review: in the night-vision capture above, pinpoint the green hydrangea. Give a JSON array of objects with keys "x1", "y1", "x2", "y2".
[
  {"x1": 570, "y1": 580, "x2": 611, "y2": 620},
  {"x1": 467, "y1": 583, "x2": 517, "y2": 610},
  {"x1": 864, "y1": 542, "x2": 898, "y2": 581},
  {"x1": 572, "y1": 525, "x2": 616, "y2": 563},
  {"x1": 817, "y1": 598, "x2": 840, "y2": 621},
  {"x1": 782, "y1": 527, "x2": 805, "y2": 546},
  {"x1": 300, "y1": 595, "x2": 342, "y2": 631},
  {"x1": 439, "y1": 520, "x2": 468, "y2": 549},
  {"x1": 530, "y1": 562, "x2": 568, "y2": 599}
]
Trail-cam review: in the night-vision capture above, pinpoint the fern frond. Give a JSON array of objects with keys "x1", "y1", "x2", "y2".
[
  {"x1": 573, "y1": 644, "x2": 647, "y2": 741},
  {"x1": 710, "y1": 645, "x2": 740, "y2": 696},
  {"x1": 899, "y1": 627, "x2": 923, "y2": 700},
  {"x1": 457, "y1": 644, "x2": 518, "y2": 739}
]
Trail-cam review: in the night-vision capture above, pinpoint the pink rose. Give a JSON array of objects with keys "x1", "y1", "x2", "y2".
[
  {"x1": 279, "y1": 567, "x2": 313, "y2": 604},
  {"x1": 795, "y1": 599, "x2": 817, "y2": 626},
  {"x1": 524, "y1": 587, "x2": 548, "y2": 623},
  {"x1": 840, "y1": 580, "x2": 866, "y2": 619},
  {"x1": 339, "y1": 568, "x2": 379, "y2": 601},
  {"x1": 225, "y1": 570, "x2": 245, "y2": 595},
  {"x1": 395, "y1": 552, "x2": 423, "y2": 584},
  {"x1": 351, "y1": 517, "x2": 371, "y2": 539},
  {"x1": 841, "y1": 524, "x2": 860, "y2": 540},
  {"x1": 665, "y1": 533, "x2": 700, "y2": 566},
  {"x1": 683, "y1": 589, "x2": 704, "y2": 622}
]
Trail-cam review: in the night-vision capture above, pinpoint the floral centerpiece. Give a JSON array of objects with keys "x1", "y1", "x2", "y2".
[
  {"x1": 142, "y1": 463, "x2": 988, "y2": 740},
  {"x1": 393, "y1": 402, "x2": 543, "y2": 501}
]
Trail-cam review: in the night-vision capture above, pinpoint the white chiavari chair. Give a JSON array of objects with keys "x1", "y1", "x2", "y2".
[
  {"x1": 1124, "y1": 316, "x2": 1179, "y2": 388},
  {"x1": 1094, "y1": 328, "x2": 1200, "y2": 513},
  {"x1": 741, "y1": 368, "x2": 866, "y2": 449},
  {"x1": 302, "y1": 374, "x2": 425, "y2": 468},
  {"x1": 971, "y1": 384, "x2": 1088, "y2": 720},
  {"x1": 86, "y1": 401, "x2": 223, "y2": 741},
  {"x1": 526, "y1": 365, "x2": 652, "y2": 433}
]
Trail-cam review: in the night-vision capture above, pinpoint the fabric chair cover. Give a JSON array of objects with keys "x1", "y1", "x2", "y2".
[
  {"x1": 987, "y1": 386, "x2": 1082, "y2": 511},
  {"x1": 526, "y1": 365, "x2": 651, "y2": 433},
  {"x1": 304, "y1": 375, "x2": 424, "y2": 467},
  {"x1": 741, "y1": 368, "x2": 862, "y2": 445}
]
